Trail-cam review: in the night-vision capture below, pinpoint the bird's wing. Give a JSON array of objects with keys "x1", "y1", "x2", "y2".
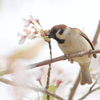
[{"x1": 80, "y1": 32, "x2": 96, "y2": 58}]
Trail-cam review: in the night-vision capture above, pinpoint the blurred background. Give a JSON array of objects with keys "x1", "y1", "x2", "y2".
[{"x1": 0, "y1": 0, "x2": 100, "y2": 100}]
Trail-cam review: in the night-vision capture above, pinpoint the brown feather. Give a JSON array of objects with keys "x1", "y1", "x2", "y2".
[
  {"x1": 80, "y1": 31, "x2": 97, "y2": 58},
  {"x1": 50, "y1": 24, "x2": 66, "y2": 32},
  {"x1": 72, "y1": 28, "x2": 96, "y2": 58}
]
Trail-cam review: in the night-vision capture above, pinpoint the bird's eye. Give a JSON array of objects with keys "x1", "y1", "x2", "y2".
[{"x1": 59, "y1": 29, "x2": 64, "y2": 35}]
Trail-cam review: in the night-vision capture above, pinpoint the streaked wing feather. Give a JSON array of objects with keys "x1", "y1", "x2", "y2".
[{"x1": 80, "y1": 32, "x2": 97, "y2": 58}]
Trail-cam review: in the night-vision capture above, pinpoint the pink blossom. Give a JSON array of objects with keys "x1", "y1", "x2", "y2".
[
  {"x1": 40, "y1": 32, "x2": 45, "y2": 37},
  {"x1": 29, "y1": 15, "x2": 39, "y2": 23},
  {"x1": 31, "y1": 26, "x2": 37, "y2": 30},
  {"x1": 36, "y1": 77, "x2": 42, "y2": 86},
  {"x1": 27, "y1": 32, "x2": 35, "y2": 39},
  {"x1": 22, "y1": 18, "x2": 32, "y2": 27},
  {"x1": 17, "y1": 32, "x2": 22, "y2": 37},
  {"x1": 56, "y1": 79, "x2": 63, "y2": 87},
  {"x1": 36, "y1": 77, "x2": 41, "y2": 82},
  {"x1": 23, "y1": 29, "x2": 31, "y2": 34},
  {"x1": 35, "y1": 19, "x2": 39, "y2": 23},
  {"x1": 23, "y1": 29, "x2": 35, "y2": 39},
  {"x1": 34, "y1": 31, "x2": 38, "y2": 34},
  {"x1": 18, "y1": 35, "x2": 27, "y2": 45},
  {"x1": 29, "y1": 15, "x2": 35, "y2": 21}
]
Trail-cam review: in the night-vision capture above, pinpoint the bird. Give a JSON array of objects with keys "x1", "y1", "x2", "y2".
[{"x1": 47, "y1": 24, "x2": 96, "y2": 85}]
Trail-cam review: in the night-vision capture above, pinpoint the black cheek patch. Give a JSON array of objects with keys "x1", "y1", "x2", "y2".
[
  {"x1": 55, "y1": 37, "x2": 65, "y2": 44},
  {"x1": 49, "y1": 28, "x2": 65, "y2": 44},
  {"x1": 48, "y1": 29, "x2": 58, "y2": 39},
  {"x1": 59, "y1": 28, "x2": 64, "y2": 35}
]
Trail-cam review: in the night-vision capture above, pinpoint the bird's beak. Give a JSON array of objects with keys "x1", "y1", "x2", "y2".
[
  {"x1": 47, "y1": 33, "x2": 51, "y2": 38},
  {"x1": 47, "y1": 32, "x2": 55, "y2": 38}
]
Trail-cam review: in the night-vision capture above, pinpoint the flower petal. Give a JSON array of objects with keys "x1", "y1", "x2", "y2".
[
  {"x1": 22, "y1": 18, "x2": 31, "y2": 27},
  {"x1": 29, "y1": 14, "x2": 35, "y2": 21},
  {"x1": 23, "y1": 29, "x2": 31, "y2": 34},
  {"x1": 28, "y1": 33, "x2": 35, "y2": 39},
  {"x1": 17, "y1": 32, "x2": 22, "y2": 37},
  {"x1": 18, "y1": 36, "x2": 26, "y2": 45}
]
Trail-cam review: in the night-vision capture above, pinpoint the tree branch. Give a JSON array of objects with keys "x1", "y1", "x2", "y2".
[
  {"x1": 68, "y1": 71, "x2": 80, "y2": 100},
  {"x1": 78, "y1": 72, "x2": 100, "y2": 100},
  {"x1": 0, "y1": 77, "x2": 65, "y2": 100},
  {"x1": 78, "y1": 86, "x2": 100, "y2": 100},
  {"x1": 27, "y1": 85, "x2": 65, "y2": 100},
  {"x1": 89, "y1": 72, "x2": 100, "y2": 92},
  {"x1": 0, "y1": 49, "x2": 100, "y2": 76},
  {"x1": 92, "y1": 21, "x2": 100, "y2": 45},
  {"x1": 0, "y1": 70, "x2": 11, "y2": 76},
  {"x1": 45, "y1": 41, "x2": 52, "y2": 100},
  {"x1": 28, "y1": 49, "x2": 100, "y2": 69}
]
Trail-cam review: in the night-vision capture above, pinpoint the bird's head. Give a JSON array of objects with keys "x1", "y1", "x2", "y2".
[{"x1": 48, "y1": 24, "x2": 70, "y2": 44}]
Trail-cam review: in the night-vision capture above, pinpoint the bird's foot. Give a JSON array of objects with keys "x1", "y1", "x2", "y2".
[
  {"x1": 64, "y1": 54, "x2": 74, "y2": 63},
  {"x1": 88, "y1": 49, "x2": 92, "y2": 58}
]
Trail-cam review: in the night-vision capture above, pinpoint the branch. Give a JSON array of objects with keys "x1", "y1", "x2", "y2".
[
  {"x1": 0, "y1": 77, "x2": 15, "y2": 86},
  {"x1": 89, "y1": 72, "x2": 100, "y2": 91},
  {"x1": 27, "y1": 85, "x2": 65, "y2": 100},
  {"x1": 45, "y1": 42, "x2": 52, "y2": 89},
  {"x1": 68, "y1": 71, "x2": 80, "y2": 100},
  {"x1": 78, "y1": 86, "x2": 100, "y2": 100},
  {"x1": 78, "y1": 72, "x2": 100, "y2": 100},
  {"x1": 0, "y1": 77, "x2": 65, "y2": 100},
  {"x1": 0, "y1": 70, "x2": 11, "y2": 76},
  {"x1": 45, "y1": 41, "x2": 52, "y2": 100},
  {"x1": 0, "y1": 49, "x2": 100, "y2": 76},
  {"x1": 28, "y1": 49, "x2": 100, "y2": 69},
  {"x1": 92, "y1": 20, "x2": 100, "y2": 45}
]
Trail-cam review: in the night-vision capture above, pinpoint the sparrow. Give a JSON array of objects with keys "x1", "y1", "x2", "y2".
[{"x1": 48, "y1": 24, "x2": 96, "y2": 85}]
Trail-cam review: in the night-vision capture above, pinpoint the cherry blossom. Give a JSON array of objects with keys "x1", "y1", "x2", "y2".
[
  {"x1": 23, "y1": 29, "x2": 31, "y2": 34},
  {"x1": 22, "y1": 18, "x2": 32, "y2": 27},
  {"x1": 27, "y1": 32, "x2": 35, "y2": 39},
  {"x1": 18, "y1": 35, "x2": 27, "y2": 45},
  {"x1": 40, "y1": 32, "x2": 46, "y2": 37},
  {"x1": 18, "y1": 15, "x2": 50, "y2": 45},
  {"x1": 29, "y1": 15, "x2": 39, "y2": 23},
  {"x1": 56, "y1": 79, "x2": 63, "y2": 87},
  {"x1": 36, "y1": 77, "x2": 41, "y2": 82}
]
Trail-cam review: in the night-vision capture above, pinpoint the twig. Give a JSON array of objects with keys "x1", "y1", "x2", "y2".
[
  {"x1": 68, "y1": 71, "x2": 80, "y2": 100},
  {"x1": 0, "y1": 70, "x2": 11, "y2": 76},
  {"x1": 89, "y1": 72, "x2": 100, "y2": 91},
  {"x1": 0, "y1": 77, "x2": 15, "y2": 86},
  {"x1": 92, "y1": 20, "x2": 100, "y2": 45},
  {"x1": 27, "y1": 85, "x2": 66, "y2": 100},
  {"x1": 0, "y1": 77, "x2": 65, "y2": 100},
  {"x1": 45, "y1": 41, "x2": 52, "y2": 100},
  {"x1": 78, "y1": 72, "x2": 100, "y2": 100},
  {"x1": 45, "y1": 41, "x2": 52, "y2": 89},
  {"x1": 78, "y1": 86, "x2": 100, "y2": 100},
  {"x1": 28, "y1": 49, "x2": 100, "y2": 69}
]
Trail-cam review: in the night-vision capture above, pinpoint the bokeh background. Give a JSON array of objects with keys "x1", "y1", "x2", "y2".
[{"x1": 0, "y1": 0, "x2": 100, "y2": 100}]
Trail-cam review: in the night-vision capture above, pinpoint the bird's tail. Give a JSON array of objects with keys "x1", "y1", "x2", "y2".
[{"x1": 79, "y1": 62, "x2": 92, "y2": 85}]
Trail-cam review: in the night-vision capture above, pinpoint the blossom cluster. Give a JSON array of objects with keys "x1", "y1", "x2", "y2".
[{"x1": 18, "y1": 15, "x2": 50, "y2": 44}]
